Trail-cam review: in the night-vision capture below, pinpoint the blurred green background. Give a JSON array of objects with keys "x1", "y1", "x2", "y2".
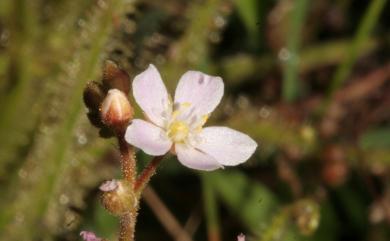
[{"x1": 0, "y1": 0, "x2": 389, "y2": 240}]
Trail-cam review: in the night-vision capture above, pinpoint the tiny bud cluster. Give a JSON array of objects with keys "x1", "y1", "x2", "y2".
[{"x1": 83, "y1": 60, "x2": 133, "y2": 136}]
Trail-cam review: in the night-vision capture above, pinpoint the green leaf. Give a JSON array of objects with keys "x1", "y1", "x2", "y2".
[
  {"x1": 208, "y1": 170, "x2": 278, "y2": 232},
  {"x1": 282, "y1": 0, "x2": 310, "y2": 102},
  {"x1": 233, "y1": 0, "x2": 260, "y2": 45},
  {"x1": 359, "y1": 127, "x2": 390, "y2": 150},
  {"x1": 329, "y1": 0, "x2": 388, "y2": 95}
]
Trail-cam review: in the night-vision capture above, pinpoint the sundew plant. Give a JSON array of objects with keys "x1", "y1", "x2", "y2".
[
  {"x1": 0, "y1": 0, "x2": 389, "y2": 241},
  {"x1": 81, "y1": 62, "x2": 257, "y2": 240}
]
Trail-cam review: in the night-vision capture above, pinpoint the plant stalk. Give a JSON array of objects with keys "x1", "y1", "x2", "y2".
[
  {"x1": 118, "y1": 135, "x2": 136, "y2": 185},
  {"x1": 135, "y1": 156, "x2": 164, "y2": 194},
  {"x1": 117, "y1": 132, "x2": 137, "y2": 241}
]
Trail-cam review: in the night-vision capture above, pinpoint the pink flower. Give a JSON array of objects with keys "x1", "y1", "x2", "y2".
[
  {"x1": 99, "y1": 179, "x2": 119, "y2": 192},
  {"x1": 237, "y1": 233, "x2": 245, "y2": 241},
  {"x1": 80, "y1": 231, "x2": 102, "y2": 241},
  {"x1": 125, "y1": 64, "x2": 257, "y2": 171}
]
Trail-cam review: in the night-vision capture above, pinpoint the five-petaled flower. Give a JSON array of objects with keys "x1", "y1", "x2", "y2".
[{"x1": 125, "y1": 64, "x2": 257, "y2": 171}]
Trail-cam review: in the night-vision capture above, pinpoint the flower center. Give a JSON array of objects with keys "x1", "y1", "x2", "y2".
[{"x1": 167, "y1": 121, "x2": 189, "y2": 142}]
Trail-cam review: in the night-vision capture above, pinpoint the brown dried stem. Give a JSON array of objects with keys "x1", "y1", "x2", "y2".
[{"x1": 143, "y1": 186, "x2": 194, "y2": 241}]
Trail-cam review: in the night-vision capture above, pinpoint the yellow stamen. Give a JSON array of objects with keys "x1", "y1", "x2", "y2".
[
  {"x1": 181, "y1": 102, "x2": 191, "y2": 108},
  {"x1": 195, "y1": 114, "x2": 209, "y2": 133},
  {"x1": 167, "y1": 121, "x2": 189, "y2": 142}
]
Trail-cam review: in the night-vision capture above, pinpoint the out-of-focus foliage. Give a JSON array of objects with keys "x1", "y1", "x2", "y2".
[{"x1": 0, "y1": 0, "x2": 389, "y2": 240}]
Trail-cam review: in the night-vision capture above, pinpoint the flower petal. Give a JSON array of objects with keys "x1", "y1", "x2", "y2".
[
  {"x1": 80, "y1": 231, "x2": 102, "y2": 241},
  {"x1": 99, "y1": 179, "x2": 118, "y2": 192},
  {"x1": 196, "y1": 127, "x2": 257, "y2": 166},
  {"x1": 237, "y1": 234, "x2": 246, "y2": 241},
  {"x1": 175, "y1": 144, "x2": 222, "y2": 171},
  {"x1": 125, "y1": 119, "x2": 172, "y2": 156},
  {"x1": 132, "y1": 64, "x2": 170, "y2": 127},
  {"x1": 174, "y1": 71, "x2": 223, "y2": 115}
]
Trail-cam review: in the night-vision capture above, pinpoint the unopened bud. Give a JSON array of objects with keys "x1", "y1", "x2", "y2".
[
  {"x1": 98, "y1": 127, "x2": 114, "y2": 139},
  {"x1": 103, "y1": 60, "x2": 131, "y2": 94},
  {"x1": 100, "y1": 89, "x2": 133, "y2": 127},
  {"x1": 87, "y1": 111, "x2": 104, "y2": 128},
  {"x1": 86, "y1": 111, "x2": 114, "y2": 138},
  {"x1": 83, "y1": 81, "x2": 105, "y2": 110},
  {"x1": 100, "y1": 180, "x2": 137, "y2": 216}
]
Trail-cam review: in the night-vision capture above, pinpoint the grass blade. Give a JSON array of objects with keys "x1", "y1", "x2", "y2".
[{"x1": 282, "y1": 0, "x2": 310, "y2": 102}]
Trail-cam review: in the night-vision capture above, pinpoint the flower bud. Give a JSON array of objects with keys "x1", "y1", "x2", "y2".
[
  {"x1": 100, "y1": 180, "x2": 137, "y2": 216},
  {"x1": 100, "y1": 89, "x2": 133, "y2": 127},
  {"x1": 102, "y1": 60, "x2": 131, "y2": 94},
  {"x1": 98, "y1": 127, "x2": 114, "y2": 138},
  {"x1": 87, "y1": 111, "x2": 104, "y2": 128},
  {"x1": 83, "y1": 81, "x2": 105, "y2": 111}
]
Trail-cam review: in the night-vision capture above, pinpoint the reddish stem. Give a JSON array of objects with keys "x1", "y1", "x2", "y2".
[
  {"x1": 118, "y1": 135, "x2": 136, "y2": 185},
  {"x1": 134, "y1": 156, "x2": 164, "y2": 193},
  {"x1": 116, "y1": 131, "x2": 137, "y2": 241},
  {"x1": 119, "y1": 212, "x2": 137, "y2": 241}
]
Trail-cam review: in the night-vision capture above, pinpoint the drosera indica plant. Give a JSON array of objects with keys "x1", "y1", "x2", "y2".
[{"x1": 82, "y1": 60, "x2": 257, "y2": 241}]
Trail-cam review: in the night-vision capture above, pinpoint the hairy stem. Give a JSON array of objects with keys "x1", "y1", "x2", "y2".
[
  {"x1": 118, "y1": 135, "x2": 136, "y2": 185},
  {"x1": 117, "y1": 132, "x2": 137, "y2": 241},
  {"x1": 119, "y1": 211, "x2": 138, "y2": 241},
  {"x1": 135, "y1": 156, "x2": 164, "y2": 194}
]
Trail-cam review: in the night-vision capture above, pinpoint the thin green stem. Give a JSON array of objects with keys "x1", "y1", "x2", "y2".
[
  {"x1": 328, "y1": 0, "x2": 387, "y2": 96},
  {"x1": 282, "y1": 0, "x2": 310, "y2": 102}
]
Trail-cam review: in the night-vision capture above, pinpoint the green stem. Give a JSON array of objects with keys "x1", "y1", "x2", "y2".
[
  {"x1": 282, "y1": 0, "x2": 310, "y2": 102},
  {"x1": 328, "y1": 0, "x2": 387, "y2": 96}
]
